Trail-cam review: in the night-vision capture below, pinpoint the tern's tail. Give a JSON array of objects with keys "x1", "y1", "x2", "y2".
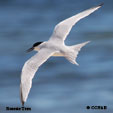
[{"x1": 65, "y1": 41, "x2": 90, "y2": 65}]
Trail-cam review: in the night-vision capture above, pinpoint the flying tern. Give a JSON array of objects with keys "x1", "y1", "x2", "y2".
[{"x1": 20, "y1": 4, "x2": 103, "y2": 106}]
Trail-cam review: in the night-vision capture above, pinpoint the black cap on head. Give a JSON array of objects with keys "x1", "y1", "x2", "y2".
[
  {"x1": 26, "y1": 41, "x2": 43, "y2": 53},
  {"x1": 33, "y1": 42, "x2": 43, "y2": 47}
]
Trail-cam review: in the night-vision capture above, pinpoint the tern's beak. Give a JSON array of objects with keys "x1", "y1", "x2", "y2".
[{"x1": 26, "y1": 47, "x2": 34, "y2": 53}]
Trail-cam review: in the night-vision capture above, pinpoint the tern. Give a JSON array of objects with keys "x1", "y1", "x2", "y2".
[{"x1": 20, "y1": 4, "x2": 103, "y2": 106}]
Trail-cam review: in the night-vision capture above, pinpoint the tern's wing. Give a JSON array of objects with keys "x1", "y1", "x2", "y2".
[
  {"x1": 20, "y1": 48, "x2": 55, "y2": 106},
  {"x1": 49, "y1": 4, "x2": 103, "y2": 44}
]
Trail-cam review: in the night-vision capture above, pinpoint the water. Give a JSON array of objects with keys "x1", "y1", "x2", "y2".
[{"x1": 0, "y1": 0, "x2": 113, "y2": 113}]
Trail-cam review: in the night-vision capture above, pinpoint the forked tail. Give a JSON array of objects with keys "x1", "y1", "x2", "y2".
[{"x1": 65, "y1": 41, "x2": 90, "y2": 65}]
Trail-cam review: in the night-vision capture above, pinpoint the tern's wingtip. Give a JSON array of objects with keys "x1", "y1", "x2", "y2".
[
  {"x1": 22, "y1": 101, "x2": 25, "y2": 107},
  {"x1": 98, "y1": 3, "x2": 104, "y2": 7},
  {"x1": 86, "y1": 41, "x2": 91, "y2": 44}
]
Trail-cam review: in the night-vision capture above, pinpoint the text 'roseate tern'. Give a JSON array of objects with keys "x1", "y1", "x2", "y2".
[{"x1": 20, "y1": 4, "x2": 103, "y2": 106}]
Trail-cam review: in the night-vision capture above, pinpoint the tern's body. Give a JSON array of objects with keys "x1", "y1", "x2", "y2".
[
  {"x1": 20, "y1": 4, "x2": 103, "y2": 106},
  {"x1": 35, "y1": 41, "x2": 71, "y2": 57}
]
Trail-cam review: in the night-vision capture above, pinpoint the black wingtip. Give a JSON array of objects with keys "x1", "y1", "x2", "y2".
[
  {"x1": 20, "y1": 84, "x2": 25, "y2": 107},
  {"x1": 22, "y1": 101, "x2": 25, "y2": 107},
  {"x1": 99, "y1": 3, "x2": 104, "y2": 7}
]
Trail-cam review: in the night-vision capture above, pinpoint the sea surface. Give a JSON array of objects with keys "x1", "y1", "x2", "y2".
[{"x1": 0, "y1": 0, "x2": 113, "y2": 113}]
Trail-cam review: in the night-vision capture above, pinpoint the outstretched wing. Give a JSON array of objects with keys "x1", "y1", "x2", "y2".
[
  {"x1": 20, "y1": 48, "x2": 55, "y2": 105},
  {"x1": 49, "y1": 4, "x2": 103, "y2": 44}
]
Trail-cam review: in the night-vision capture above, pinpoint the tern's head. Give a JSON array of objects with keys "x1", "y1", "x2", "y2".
[{"x1": 27, "y1": 41, "x2": 43, "y2": 52}]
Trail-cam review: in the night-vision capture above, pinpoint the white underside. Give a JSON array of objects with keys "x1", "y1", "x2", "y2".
[
  {"x1": 34, "y1": 48, "x2": 64, "y2": 57},
  {"x1": 52, "y1": 52, "x2": 64, "y2": 57}
]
